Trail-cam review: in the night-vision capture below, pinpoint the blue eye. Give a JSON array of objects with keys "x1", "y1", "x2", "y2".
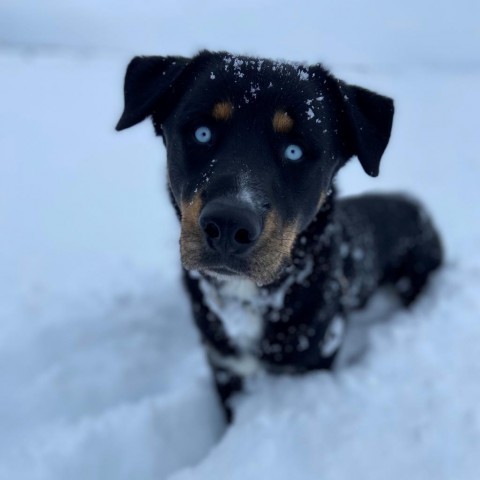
[
  {"x1": 284, "y1": 144, "x2": 303, "y2": 161},
  {"x1": 194, "y1": 126, "x2": 212, "y2": 143}
]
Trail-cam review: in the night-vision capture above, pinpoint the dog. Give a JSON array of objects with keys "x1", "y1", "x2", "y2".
[{"x1": 116, "y1": 50, "x2": 443, "y2": 421}]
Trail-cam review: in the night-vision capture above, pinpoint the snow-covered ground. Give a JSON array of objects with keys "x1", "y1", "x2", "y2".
[{"x1": 1, "y1": 2, "x2": 479, "y2": 479}]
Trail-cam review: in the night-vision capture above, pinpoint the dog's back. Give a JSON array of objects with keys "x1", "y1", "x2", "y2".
[{"x1": 338, "y1": 194, "x2": 443, "y2": 306}]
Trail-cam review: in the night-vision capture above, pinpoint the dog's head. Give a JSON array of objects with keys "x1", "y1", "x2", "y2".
[{"x1": 116, "y1": 51, "x2": 394, "y2": 285}]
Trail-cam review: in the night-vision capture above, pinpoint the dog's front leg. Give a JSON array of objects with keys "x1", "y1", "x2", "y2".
[
  {"x1": 183, "y1": 272, "x2": 245, "y2": 421},
  {"x1": 261, "y1": 282, "x2": 347, "y2": 372},
  {"x1": 207, "y1": 357, "x2": 243, "y2": 423}
]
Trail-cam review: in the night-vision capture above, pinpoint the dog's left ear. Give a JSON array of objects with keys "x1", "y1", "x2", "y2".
[
  {"x1": 339, "y1": 82, "x2": 394, "y2": 177},
  {"x1": 116, "y1": 55, "x2": 190, "y2": 131}
]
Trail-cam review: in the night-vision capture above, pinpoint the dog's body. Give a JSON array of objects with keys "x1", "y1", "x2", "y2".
[
  {"x1": 116, "y1": 51, "x2": 442, "y2": 421},
  {"x1": 184, "y1": 192, "x2": 442, "y2": 419}
]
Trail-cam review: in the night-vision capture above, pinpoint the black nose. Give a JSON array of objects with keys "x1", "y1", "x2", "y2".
[{"x1": 199, "y1": 200, "x2": 263, "y2": 256}]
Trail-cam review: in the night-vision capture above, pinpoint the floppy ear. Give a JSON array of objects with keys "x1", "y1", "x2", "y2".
[
  {"x1": 116, "y1": 55, "x2": 190, "y2": 131},
  {"x1": 339, "y1": 82, "x2": 394, "y2": 177}
]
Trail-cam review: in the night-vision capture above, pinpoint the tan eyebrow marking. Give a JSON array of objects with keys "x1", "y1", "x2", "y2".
[
  {"x1": 212, "y1": 101, "x2": 234, "y2": 121},
  {"x1": 272, "y1": 110, "x2": 294, "y2": 133}
]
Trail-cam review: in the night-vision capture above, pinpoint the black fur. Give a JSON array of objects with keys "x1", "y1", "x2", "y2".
[{"x1": 116, "y1": 50, "x2": 442, "y2": 422}]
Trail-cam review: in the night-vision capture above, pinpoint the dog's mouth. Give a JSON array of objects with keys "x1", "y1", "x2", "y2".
[
  {"x1": 181, "y1": 241, "x2": 294, "y2": 286},
  {"x1": 189, "y1": 255, "x2": 259, "y2": 281},
  {"x1": 205, "y1": 265, "x2": 239, "y2": 276},
  {"x1": 202, "y1": 265, "x2": 246, "y2": 282}
]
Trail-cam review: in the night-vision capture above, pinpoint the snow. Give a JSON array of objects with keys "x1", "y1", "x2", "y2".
[{"x1": 1, "y1": 1, "x2": 480, "y2": 479}]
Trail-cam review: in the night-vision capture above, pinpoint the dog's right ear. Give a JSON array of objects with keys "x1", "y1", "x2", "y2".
[
  {"x1": 116, "y1": 55, "x2": 190, "y2": 131},
  {"x1": 337, "y1": 81, "x2": 394, "y2": 177}
]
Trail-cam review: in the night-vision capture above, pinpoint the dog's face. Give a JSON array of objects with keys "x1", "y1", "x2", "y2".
[{"x1": 116, "y1": 51, "x2": 394, "y2": 285}]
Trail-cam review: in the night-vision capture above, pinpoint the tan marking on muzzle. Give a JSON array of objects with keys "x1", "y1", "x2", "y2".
[
  {"x1": 212, "y1": 101, "x2": 234, "y2": 121},
  {"x1": 248, "y1": 209, "x2": 298, "y2": 285},
  {"x1": 272, "y1": 110, "x2": 294, "y2": 133},
  {"x1": 180, "y1": 198, "x2": 298, "y2": 285},
  {"x1": 180, "y1": 194, "x2": 204, "y2": 270}
]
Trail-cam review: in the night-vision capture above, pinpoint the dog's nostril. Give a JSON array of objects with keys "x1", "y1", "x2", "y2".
[
  {"x1": 234, "y1": 228, "x2": 252, "y2": 245},
  {"x1": 204, "y1": 222, "x2": 221, "y2": 239}
]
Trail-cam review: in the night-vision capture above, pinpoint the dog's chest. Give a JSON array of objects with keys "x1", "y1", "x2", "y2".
[
  {"x1": 198, "y1": 277, "x2": 264, "y2": 351},
  {"x1": 197, "y1": 255, "x2": 315, "y2": 358}
]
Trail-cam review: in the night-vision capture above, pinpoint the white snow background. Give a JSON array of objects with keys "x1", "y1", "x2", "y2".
[{"x1": 1, "y1": 1, "x2": 480, "y2": 479}]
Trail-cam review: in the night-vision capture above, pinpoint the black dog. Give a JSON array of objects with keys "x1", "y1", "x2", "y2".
[{"x1": 116, "y1": 50, "x2": 443, "y2": 421}]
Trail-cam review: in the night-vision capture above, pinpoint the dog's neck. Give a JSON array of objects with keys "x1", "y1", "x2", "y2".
[{"x1": 195, "y1": 274, "x2": 263, "y2": 349}]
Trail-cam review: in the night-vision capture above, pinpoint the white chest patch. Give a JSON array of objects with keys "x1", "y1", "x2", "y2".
[
  {"x1": 199, "y1": 276, "x2": 264, "y2": 351},
  {"x1": 194, "y1": 256, "x2": 316, "y2": 377}
]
